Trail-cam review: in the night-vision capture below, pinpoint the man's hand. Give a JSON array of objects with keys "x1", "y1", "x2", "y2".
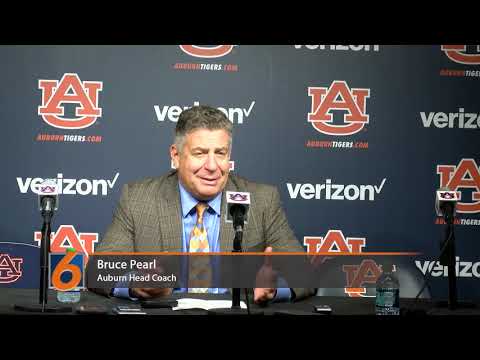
[
  {"x1": 253, "y1": 246, "x2": 278, "y2": 304},
  {"x1": 129, "y1": 287, "x2": 172, "y2": 299},
  {"x1": 129, "y1": 264, "x2": 175, "y2": 299},
  {"x1": 307, "y1": 253, "x2": 333, "y2": 268}
]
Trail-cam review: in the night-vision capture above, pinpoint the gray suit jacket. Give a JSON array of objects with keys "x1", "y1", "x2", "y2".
[{"x1": 88, "y1": 170, "x2": 313, "y2": 300}]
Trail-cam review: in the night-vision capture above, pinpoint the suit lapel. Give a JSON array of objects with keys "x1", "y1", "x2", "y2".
[{"x1": 155, "y1": 171, "x2": 183, "y2": 252}]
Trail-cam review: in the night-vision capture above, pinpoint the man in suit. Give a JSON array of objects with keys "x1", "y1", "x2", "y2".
[{"x1": 89, "y1": 105, "x2": 312, "y2": 304}]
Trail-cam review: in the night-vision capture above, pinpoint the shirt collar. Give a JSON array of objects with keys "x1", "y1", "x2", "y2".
[{"x1": 178, "y1": 181, "x2": 222, "y2": 218}]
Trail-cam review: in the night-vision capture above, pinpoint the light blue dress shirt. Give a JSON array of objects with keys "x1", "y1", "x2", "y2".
[{"x1": 113, "y1": 181, "x2": 291, "y2": 302}]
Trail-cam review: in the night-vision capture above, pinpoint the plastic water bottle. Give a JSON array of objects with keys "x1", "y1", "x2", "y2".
[
  {"x1": 56, "y1": 248, "x2": 81, "y2": 304},
  {"x1": 375, "y1": 263, "x2": 400, "y2": 315}
]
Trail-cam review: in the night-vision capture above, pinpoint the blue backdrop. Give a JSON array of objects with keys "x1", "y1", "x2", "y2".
[{"x1": 1, "y1": 45, "x2": 479, "y2": 299}]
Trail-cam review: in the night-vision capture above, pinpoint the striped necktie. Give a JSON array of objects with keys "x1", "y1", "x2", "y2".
[{"x1": 188, "y1": 202, "x2": 211, "y2": 293}]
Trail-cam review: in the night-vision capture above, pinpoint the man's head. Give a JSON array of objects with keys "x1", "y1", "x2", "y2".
[{"x1": 170, "y1": 105, "x2": 232, "y2": 201}]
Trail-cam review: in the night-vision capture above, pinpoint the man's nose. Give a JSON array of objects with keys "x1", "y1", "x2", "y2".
[{"x1": 204, "y1": 153, "x2": 218, "y2": 171}]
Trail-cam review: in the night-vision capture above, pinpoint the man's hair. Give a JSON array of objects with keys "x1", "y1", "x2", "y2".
[{"x1": 174, "y1": 105, "x2": 233, "y2": 152}]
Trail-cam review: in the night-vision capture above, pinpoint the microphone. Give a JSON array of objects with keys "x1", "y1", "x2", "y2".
[
  {"x1": 225, "y1": 191, "x2": 252, "y2": 312},
  {"x1": 226, "y1": 191, "x2": 250, "y2": 232},
  {"x1": 230, "y1": 204, "x2": 246, "y2": 231},
  {"x1": 37, "y1": 179, "x2": 59, "y2": 219},
  {"x1": 435, "y1": 187, "x2": 458, "y2": 223}
]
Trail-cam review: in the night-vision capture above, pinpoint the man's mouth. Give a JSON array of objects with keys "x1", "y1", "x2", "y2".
[{"x1": 199, "y1": 177, "x2": 219, "y2": 185}]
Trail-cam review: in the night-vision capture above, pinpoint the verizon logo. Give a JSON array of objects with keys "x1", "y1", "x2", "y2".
[
  {"x1": 295, "y1": 45, "x2": 380, "y2": 52},
  {"x1": 154, "y1": 101, "x2": 255, "y2": 124},
  {"x1": 421, "y1": 108, "x2": 480, "y2": 129},
  {"x1": 17, "y1": 173, "x2": 119, "y2": 196},
  {"x1": 416, "y1": 258, "x2": 480, "y2": 278},
  {"x1": 286, "y1": 178, "x2": 386, "y2": 201}
]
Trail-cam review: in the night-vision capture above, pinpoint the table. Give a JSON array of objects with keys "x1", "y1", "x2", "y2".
[{"x1": 1, "y1": 289, "x2": 479, "y2": 315}]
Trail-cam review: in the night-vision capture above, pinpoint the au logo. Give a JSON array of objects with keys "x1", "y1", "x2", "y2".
[
  {"x1": 441, "y1": 45, "x2": 480, "y2": 65},
  {"x1": 229, "y1": 193, "x2": 248, "y2": 201},
  {"x1": 0, "y1": 253, "x2": 23, "y2": 283},
  {"x1": 49, "y1": 249, "x2": 85, "y2": 291},
  {"x1": 179, "y1": 45, "x2": 235, "y2": 58},
  {"x1": 34, "y1": 225, "x2": 98, "y2": 259},
  {"x1": 437, "y1": 158, "x2": 480, "y2": 213},
  {"x1": 342, "y1": 259, "x2": 382, "y2": 297},
  {"x1": 38, "y1": 73, "x2": 103, "y2": 130},
  {"x1": 304, "y1": 230, "x2": 377, "y2": 297},
  {"x1": 308, "y1": 81, "x2": 370, "y2": 136}
]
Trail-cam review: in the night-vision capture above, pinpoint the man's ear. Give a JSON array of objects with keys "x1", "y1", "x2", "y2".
[{"x1": 170, "y1": 144, "x2": 179, "y2": 169}]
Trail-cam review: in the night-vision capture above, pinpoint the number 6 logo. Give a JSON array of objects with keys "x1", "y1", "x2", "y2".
[{"x1": 50, "y1": 249, "x2": 84, "y2": 291}]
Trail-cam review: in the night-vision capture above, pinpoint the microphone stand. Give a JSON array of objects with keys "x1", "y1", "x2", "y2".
[
  {"x1": 209, "y1": 216, "x2": 262, "y2": 315},
  {"x1": 14, "y1": 208, "x2": 72, "y2": 313},
  {"x1": 434, "y1": 206, "x2": 476, "y2": 312},
  {"x1": 39, "y1": 215, "x2": 51, "y2": 310},
  {"x1": 231, "y1": 226, "x2": 243, "y2": 309}
]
